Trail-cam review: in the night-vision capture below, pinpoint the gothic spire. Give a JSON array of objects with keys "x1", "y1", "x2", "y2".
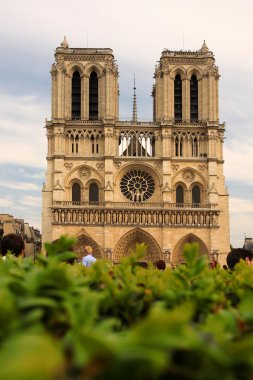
[
  {"x1": 201, "y1": 40, "x2": 209, "y2": 53},
  {"x1": 61, "y1": 36, "x2": 69, "y2": 49},
  {"x1": 132, "y1": 74, "x2": 137, "y2": 122}
]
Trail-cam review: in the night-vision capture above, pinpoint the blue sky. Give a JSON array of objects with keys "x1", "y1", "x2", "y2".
[{"x1": 0, "y1": 0, "x2": 253, "y2": 247}]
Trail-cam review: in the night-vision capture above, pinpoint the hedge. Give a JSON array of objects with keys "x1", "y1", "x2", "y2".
[{"x1": 0, "y1": 237, "x2": 252, "y2": 379}]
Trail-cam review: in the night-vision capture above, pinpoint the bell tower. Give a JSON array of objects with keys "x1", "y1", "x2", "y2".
[{"x1": 152, "y1": 41, "x2": 219, "y2": 123}]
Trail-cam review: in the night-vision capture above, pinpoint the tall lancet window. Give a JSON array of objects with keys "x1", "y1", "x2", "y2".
[
  {"x1": 190, "y1": 74, "x2": 198, "y2": 121},
  {"x1": 89, "y1": 71, "x2": 98, "y2": 120},
  {"x1": 176, "y1": 185, "x2": 184, "y2": 206},
  {"x1": 192, "y1": 185, "x2": 201, "y2": 205},
  {"x1": 174, "y1": 74, "x2": 182, "y2": 121},
  {"x1": 72, "y1": 183, "x2": 81, "y2": 203},
  {"x1": 72, "y1": 71, "x2": 81, "y2": 119},
  {"x1": 89, "y1": 183, "x2": 99, "y2": 204}
]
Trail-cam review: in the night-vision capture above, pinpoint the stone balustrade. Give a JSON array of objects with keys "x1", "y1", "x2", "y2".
[
  {"x1": 52, "y1": 207, "x2": 219, "y2": 227},
  {"x1": 52, "y1": 201, "x2": 217, "y2": 209}
]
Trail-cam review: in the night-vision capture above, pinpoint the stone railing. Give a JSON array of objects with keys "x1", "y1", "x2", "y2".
[
  {"x1": 52, "y1": 208, "x2": 219, "y2": 227},
  {"x1": 52, "y1": 201, "x2": 217, "y2": 209}
]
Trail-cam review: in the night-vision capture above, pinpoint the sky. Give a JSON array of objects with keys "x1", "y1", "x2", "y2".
[{"x1": 0, "y1": 0, "x2": 253, "y2": 247}]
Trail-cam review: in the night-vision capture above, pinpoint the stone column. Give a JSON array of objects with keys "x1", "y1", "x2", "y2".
[
  {"x1": 50, "y1": 64, "x2": 57, "y2": 118},
  {"x1": 208, "y1": 75, "x2": 214, "y2": 121}
]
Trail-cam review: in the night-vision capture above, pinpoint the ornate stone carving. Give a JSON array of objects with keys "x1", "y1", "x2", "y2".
[
  {"x1": 114, "y1": 161, "x2": 122, "y2": 168},
  {"x1": 182, "y1": 169, "x2": 195, "y2": 183},
  {"x1": 78, "y1": 167, "x2": 91, "y2": 179},
  {"x1": 198, "y1": 165, "x2": 206, "y2": 173},
  {"x1": 105, "y1": 248, "x2": 112, "y2": 260},
  {"x1": 64, "y1": 163, "x2": 73, "y2": 171},
  {"x1": 154, "y1": 161, "x2": 162, "y2": 170},
  {"x1": 96, "y1": 163, "x2": 104, "y2": 171},
  {"x1": 105, "y1": 181, "x2": 113, "y2": 190},
  {"x1": 50, "y1": 63, "x2": 57, "y2": 77},
  {"x1": 172, "y1": 164, "x2": 179, "y2": 172},
  {"x1": 163, "y1": 182, "x2": 170, "y2": 191}
]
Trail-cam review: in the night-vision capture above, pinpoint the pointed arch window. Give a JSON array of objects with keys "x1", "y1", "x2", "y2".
[
  {"x1": 89, "y1": 71, "x2": 98, "y2": 120},
  {"x1": 192, "y1": 185, "x2": 201, "y2": 205},
  {"x1": 190, "y1": 74, "x2": 198, "y2": 121},
  {"x1": 174, "y1": 74, "x2": 182, "y2": 121},
  {"x1": 89, "y1": 183, "x2": 99, "y2": 204},
  {"x1": 72, "y1": 183, "x2": 81, "y2": 203},
  {"x1": 72, "y1": 71, "x2": 81, "y2": 119},
  {"x1": 192, "y1": 136, "x2": 198, "y2": 157},
  {"x1": 176, "y1": 185, "x2": 184, "y2": 206},
  {"x1": 175, "y1": 137, "x2": 183, "y2": 157}
]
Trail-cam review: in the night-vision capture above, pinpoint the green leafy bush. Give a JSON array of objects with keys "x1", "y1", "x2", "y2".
[{"x1": 0, "y1": 237, "x2": 253, "y2": 379}]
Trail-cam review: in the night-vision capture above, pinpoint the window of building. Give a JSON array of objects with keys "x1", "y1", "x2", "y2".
[
  {"x1": 72, "y1": 71, "x2": 81, "y2": 119},
  {"x1": 192, "y1": 185, "x2": 201, "y2": 204},
  {"x1": 176, "y1": 185, "x2": 184, "y2": 205},
  {"x1": 89, "y1": 71, "x2": 98, "y2": 120},
  {"x1": 192, "y1": 137, "x2": 198, "y2": 157},
  {"x1": 120, "y1": 170, "x2": 155, "y2": 202},
  {"x1": 72, "y1": 183, "x2": 81, "y2": 203},
  {"x1": 89, "y1": 183, "x2": 99, "y2": 204},
  {"x1": 190, "y1": 74, "x2": 198, "y2": 121},
  {"x1": 174, "y1": 74, "x2": 182, "y2": 121},
  {"x1": 175, "y1": 137, "x2": 183, "y2": 157}
]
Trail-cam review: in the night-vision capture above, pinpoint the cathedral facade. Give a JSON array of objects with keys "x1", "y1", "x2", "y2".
[{"x1": 42, "y1": 38, "x2": 230, "y2": 265}]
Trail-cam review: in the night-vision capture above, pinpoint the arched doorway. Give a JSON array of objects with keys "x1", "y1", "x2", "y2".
[
  {"x1": 73, "y1": 234, "x2": 103, "y2": 261},
  {"x1": 114, "y1": 228, "x2": 162, "y2": 263},
  {"x1": 172, "y1": 233, "x2": 208, "y2": 264}
]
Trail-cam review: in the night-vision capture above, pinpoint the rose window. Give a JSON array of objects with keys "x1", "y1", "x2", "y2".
[{"x1": 120, "y1": 170, "x2": 155, "y2": 202}]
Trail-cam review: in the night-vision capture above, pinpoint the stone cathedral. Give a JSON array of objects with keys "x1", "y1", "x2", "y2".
[{"x1": 42, "y1": 37, "x2": 230, "y2": 265}]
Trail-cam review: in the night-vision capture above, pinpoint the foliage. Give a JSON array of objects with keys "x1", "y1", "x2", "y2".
[{"x1": 0, "y1": 238, "x2": 253, "y2": 379}]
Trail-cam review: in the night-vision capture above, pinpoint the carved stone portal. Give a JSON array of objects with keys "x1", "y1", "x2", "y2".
[{"x1": 113, "y1": 228, "x2": 162, "y2": 263}]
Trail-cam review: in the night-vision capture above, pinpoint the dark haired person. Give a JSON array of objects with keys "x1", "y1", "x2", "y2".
[
  {"x1": 1, "y1": 233, "x2": 25, "y2": 258},
  {"x1": 226, "y1": 248, "x2": 253, "y2": 270},
  {"x1": 154, "y1": 259, "x2": 166, "y2": 271}
]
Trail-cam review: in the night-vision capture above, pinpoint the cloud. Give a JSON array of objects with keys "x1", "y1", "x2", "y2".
[
  {"x1": 0, "y1": 198, "x2": 13, "y2": 208},
  {"x1": 224, "y1": 141, "x2": 253, "y2": 186},
  {"x1": 0, "y1": 180, "x2": 40, "y2": 191},
  {"x1": 20, "y1": 196, "x2": 41, "y2": 208},
  {"x1": 230, "y1": 197, "x2": 253, "y2": 213}
]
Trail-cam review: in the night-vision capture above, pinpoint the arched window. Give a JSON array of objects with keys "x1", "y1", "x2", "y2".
[
  {"x1": 192, "y1": 137, "x2": 198, "y2": 157},
  {"x1": 174, "y1": 74, "x2": 182, "y2": 121},
  {"x1": 175, "y1": 137, "x2": 183, "y2": 157},
  {"x1": 192, "y1": 185, "x2": 201, "y2": 205},
  {"x1": 72, "y1": 183, "x2": 81, "y2": 203},
  {"x1": 89, "y1": 183, "x2": 99, "y2": 204},
  {"x1": 72, "y1": 71, "x2": 81, "y2": 119},
  {"x1": 89, "y1": 71, "x2": 98, "y2": 120},
  {"x1": 190, "y1": 74, "x2": 198, "y2": 121},
  {"x1": 176, "y1": 185, "x2": 184, "y2": 206}
]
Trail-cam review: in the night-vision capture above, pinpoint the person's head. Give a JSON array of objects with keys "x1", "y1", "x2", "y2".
[
  {"x1": 136, "y1": 261, "x2": 148, "y2": 269},
  {"x1": 1, "y1": 233, "x2": 25, "y2": 257},
  {"x1": 155, "y1": 259, "x2": 166, "y2": 271},
  {"x1": 226, "y1": 248, "x2": 253, "y2": 270},
  {"x1": 84, "y1": 245, "x2": 93, "y2": 255},
  {"x1": 209, "y1": 259, "x2": 218, "y2": 269}
]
